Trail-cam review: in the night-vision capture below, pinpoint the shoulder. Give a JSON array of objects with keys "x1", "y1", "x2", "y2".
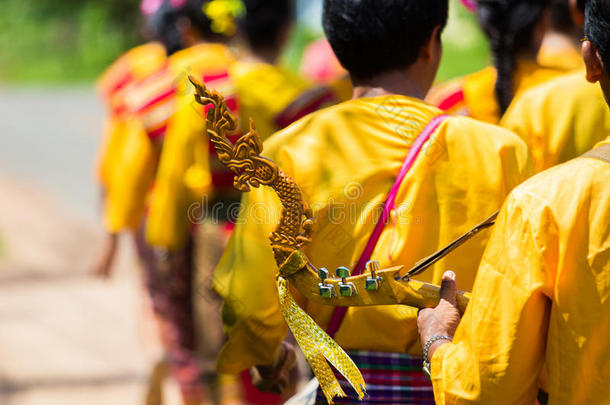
[
  {"x1": 512, "y1": 71, "x2": 594, "y2": 108},
  {"x1": 444, "y1": 115, "x2": 528, "y2": 153},
  {"x1": 97, "y1": 43, "x2": 166, "y2": 99},
  {"x1": 511, "y1": 155, "x2": 609, "y2": 213},
  {"x1": 426, "y1": 76, "x2": 466, "y2": 109},
  {"x1": 231, "y1": 62, "x2": 311, "y2": 101},
  {"x1": 503, "y1": 71, "x2": 606, "y2": 129},
  {"x1": 127, "y1": 42, "x2": 166, "y2": 62},
  {"x1": 264, "y1": 102, "x2": 346, "y2": 152},
  {"x1": 463, "y1": 66, "x2": 497, "y2": 90},
  {"x1": 170, "y1": 43, "x2": 235, "y2": 73}
]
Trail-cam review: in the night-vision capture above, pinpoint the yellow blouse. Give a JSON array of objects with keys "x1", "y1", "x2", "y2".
[
  {"x1": 229, "y1": 61, "x2": 312, "y2": 140},
  {"x1": 145, "y1": 43, "x2": 237, "y2": 250},
  {"x1": 95, "y1": 42, "x2": 166, "y2": 232},
  {"x1": 431, "y1": 136, "x2": 610, "y2": 405},
  {"x1": 501, "y1": 70, "x2": 610, "y2": 173},
  {"x1": 213, "y1": 95, "x2": 533, "y2": 373}
]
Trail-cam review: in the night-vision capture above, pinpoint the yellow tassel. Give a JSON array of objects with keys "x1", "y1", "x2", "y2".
[{"x1": 277, "y1": 277, "x2": 366, "y2": 404}]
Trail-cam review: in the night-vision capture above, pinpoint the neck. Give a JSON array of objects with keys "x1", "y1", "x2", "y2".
[
  {"x1": 351, "y1": 69, "x2": 428, "y2": 100},
  {"x1": 253, "y1": 46, "x2": 279, "y2": 65},
  {"x1": 542, "y1": 30, "x2": 581, "y2": 50},
  {"x1": 516, "y1": 48, "x2": 542, "y2": 63},
  {"x1": 238, "y1": 45, "x2": 279, "y2": 65}
]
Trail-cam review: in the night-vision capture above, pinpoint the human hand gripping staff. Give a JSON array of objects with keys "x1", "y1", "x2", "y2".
[{"x1": 189, "y1": 76, "x2": 486, "y2": 403}]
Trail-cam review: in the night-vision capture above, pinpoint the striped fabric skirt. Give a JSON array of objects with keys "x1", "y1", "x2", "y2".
[{"x1": 314, "y1": 351, "x2": 434, "y2": 405}]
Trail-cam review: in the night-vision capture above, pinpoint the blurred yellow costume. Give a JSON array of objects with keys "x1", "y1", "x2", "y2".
[
  {"x1": 96, "y1": 42, "x2": 167, "y2": 232},
  {"x1": 142, "y1": 42, "x2": 237, "y2": 250},
  {"x1": 213, "y1": 95, "x2": 533, "y2": 373},
  {"x1": 501, "y1": 71, "x2": 610, "y2": 172},
  {"x1": 121, "y1": 41, "x2": 243, "y2": 404},
  {"x1": 426, "y1": 61, "x2": 565, "y2": 124},
  {"x1": 431, "y1": 136, "x2": 610, "y2": 405},
  {"x1": 229, "y1": 61, "x2": 312, "y2": 140}
]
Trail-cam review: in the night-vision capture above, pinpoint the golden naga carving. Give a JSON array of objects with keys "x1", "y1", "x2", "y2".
[
  {"x1": 189, "y1": 76, "x2": 483, "y2": 402},
  {"x1": 191, "y1": 76, "x2": 313, "y2": 266},
  {"x1": 190, "y1": 75, "x2": 474, "y2": 312}
]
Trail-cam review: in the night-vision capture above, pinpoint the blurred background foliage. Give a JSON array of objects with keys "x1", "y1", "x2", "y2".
[
  {"x1": 0, "y1": 0, "x2": 142, "y2": 83},
  {"x1": 0, "y1": 0, "x2": 489, "y2": 84}
]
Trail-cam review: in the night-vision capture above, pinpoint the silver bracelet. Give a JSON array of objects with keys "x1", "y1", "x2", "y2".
[{"x1": 422, "y1": 335, "x2": 452, "y2": 380}]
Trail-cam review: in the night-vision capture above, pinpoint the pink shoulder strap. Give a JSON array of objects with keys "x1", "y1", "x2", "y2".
[{"x1": 326, "y1": 114, "x2": 448, "y2": 338}]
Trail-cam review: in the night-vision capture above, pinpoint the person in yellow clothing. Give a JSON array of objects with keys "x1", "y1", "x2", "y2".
[
  {"x1": 501, "y1": 70, "x2": 610, "y2": 172},
  {"x1": 537, "y1": 0, "x2": 584, "y2": 70},
  {"x1": 417, "y1": 1, "x2": 610, "y2": 403},
  {"x1": 213, "y1": 0, "x2": 533, "y2": 403},
  {"x1": 426, "y1": 0, "x2": 565, "y2": 124},
  {"x1": 95, "y1": 1, "x2": 247, "y2": 404},
  {"x1": 500, "y1": 0, "x2": 610, "y2": 172},
  {"x1": 228, "y1": 0, "x2": 312, "y2": 141},
  {"x1": 92, "y1": 40, "x2": 166, "y2": 276},
  {"x1": 134, "y1": 2, "x2": 251, "y2": 405}
]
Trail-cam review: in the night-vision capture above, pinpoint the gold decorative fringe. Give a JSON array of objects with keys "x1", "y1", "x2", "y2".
[{"x1": 277, "y1": 277, "x2": 366, "y2": 404}]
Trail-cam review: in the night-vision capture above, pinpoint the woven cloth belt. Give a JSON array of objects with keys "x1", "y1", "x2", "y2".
[
  {"x1": 582, "y1": 143, "x2": 610, "y2": 163},
  {"x1": 313, "y1": 351, "x2": 434, "y2": 405}
]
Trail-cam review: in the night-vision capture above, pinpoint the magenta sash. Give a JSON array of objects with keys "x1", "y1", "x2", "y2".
[{"x1": 326, "y1": 114, "x2": 448, "y2": 338}]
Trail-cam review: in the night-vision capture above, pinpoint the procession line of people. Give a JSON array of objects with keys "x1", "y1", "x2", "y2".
[{"x1": 93, "y1": 0, "x2": 610, "y2": 404}]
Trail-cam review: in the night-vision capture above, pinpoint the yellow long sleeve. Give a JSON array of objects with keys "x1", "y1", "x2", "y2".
[
  {"x1": 431, "y1": 195, "x2": 550, "y2": 404},
  {"x1": 432, "y1": 140, "x2": 610, "y2": 404}
]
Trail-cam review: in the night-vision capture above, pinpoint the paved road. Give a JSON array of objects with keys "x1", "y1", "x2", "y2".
[
  {"x1": 0, "y1": 86, "x2": 102, "y2": 221},
  {"x1": 0, "y1": 87, "x2": 158, "y2": 405}
]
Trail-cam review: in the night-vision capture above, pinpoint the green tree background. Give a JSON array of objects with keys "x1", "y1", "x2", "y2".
[
  {"x1": 0, "y1": 0, "x2": 489, "y2": 84},
  {"x1": 0, "y1": 0, "x2": 142, "y2": 83}
]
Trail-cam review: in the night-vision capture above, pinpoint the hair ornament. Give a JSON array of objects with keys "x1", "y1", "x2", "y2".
[
  {"x1": 140, "y1": 0, "x2": 164, "y2": 15},
  {"x1": 460, "y1": 0, "x2": 477, "y2": 12},
  {"x1": 202, "y1": 0, "x2": 245, "y2": 36},
  {"x1": 169, "y1": 0, "x2": 187, "y2": 8}
]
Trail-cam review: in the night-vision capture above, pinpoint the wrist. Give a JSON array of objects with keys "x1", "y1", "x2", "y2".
[
  {"x1": 256, "y1": 344, "x2": 287, "y2": 378},
  {"x1": 427, "y1": 339, "x2": 450, "y2": 362},
  {"x1": 251, "y1": 342, "x2": 295, "y2": 394},
  {"x1": 422, "y1": 334, "x2": 452, "y2": 380}
]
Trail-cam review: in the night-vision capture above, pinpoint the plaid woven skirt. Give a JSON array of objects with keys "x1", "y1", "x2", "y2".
[{"x1": 314, "y1": 351, "x2": 434, "y2": 405}]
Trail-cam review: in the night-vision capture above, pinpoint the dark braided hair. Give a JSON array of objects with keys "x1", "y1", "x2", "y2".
[{"x1": 477, "y1": 0, "x2": 550, "y2": 114}]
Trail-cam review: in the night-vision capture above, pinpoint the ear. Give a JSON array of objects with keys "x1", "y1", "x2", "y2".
[
  {"x1": 583, "y1": 40, "x2": 604, "y2": 83},
  {"x1": 420, "y1": 25, "x2": 443, "y2": 61}
]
